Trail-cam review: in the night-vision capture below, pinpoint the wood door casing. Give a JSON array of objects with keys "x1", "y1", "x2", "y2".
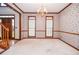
[
  {"x1": 2, "y1": 18, "x2": 12, "y2": 39},
  {"x1": 45, "y1": 16, "x2": 54, "y2": 38},
  {"x1": 28, "y1": 16, "x2": 36, "y2": 38}
]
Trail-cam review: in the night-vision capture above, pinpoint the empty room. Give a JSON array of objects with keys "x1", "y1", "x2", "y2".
[{"x1": 0, "y1": 3, "x2": 79, "y2": 55}]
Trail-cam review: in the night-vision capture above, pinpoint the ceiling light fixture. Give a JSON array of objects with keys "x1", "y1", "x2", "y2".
[{"x1": 37, "y1": 5, "x2": 47, "y2": 17}]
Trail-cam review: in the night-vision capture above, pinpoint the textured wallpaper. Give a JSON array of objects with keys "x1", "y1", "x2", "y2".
[{"x1": 60, "y1": 3, "x2": 79, "y2": 49}]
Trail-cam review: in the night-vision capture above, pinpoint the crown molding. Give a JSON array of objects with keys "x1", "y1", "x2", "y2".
[
  {"x1": 5, "y1": 3, "x2": 21, "y2": 40},
  {"x1": 23, "y1": 12, "x2": 59, "y2": 14},
  {"x1": 13, "y1": 3, "x2": 72, "y2": 14},
  {"x1": 5, "y1": 3, "x2": 21, "y2": 14},
  {"x1": 13, "y1": 3, "x2": 24, "y2": 13},
  {"x1": 58, "y1": 3, "x2": 72, "y2": 13}
]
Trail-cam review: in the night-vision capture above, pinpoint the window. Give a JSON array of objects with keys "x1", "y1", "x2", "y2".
[
  {"x1": 46, "y1": 16, "x2": 53, "y2": 38},
  {"x1": 28, "y1": 16, "x2": 36, "y2": 37},
  {"x1": 0, "y1": 3, "x2": 7, "y2": 7}
]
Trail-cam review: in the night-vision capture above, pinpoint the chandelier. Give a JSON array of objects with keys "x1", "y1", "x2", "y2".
[{"x1": 37, "y1": 5, "x2": 47, "y2": 17}]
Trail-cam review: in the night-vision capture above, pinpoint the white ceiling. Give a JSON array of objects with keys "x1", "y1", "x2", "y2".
[{"x1": 15, "y1": 3, "x2": 69, "y2": 12}]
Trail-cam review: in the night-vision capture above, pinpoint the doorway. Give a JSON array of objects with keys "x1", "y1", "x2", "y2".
[
  {"x1": 0, "y1": 15, "x2": 15, "y2": 40},
  {"x1": 28, "y1": 16, "x2": 36, "y2": 38},
  {"x1": 2, "y1": 18, "x2": 12, "y2": 39},
  {"x1": 45, "y1": 16, "x2": 54, "y2": 38}
]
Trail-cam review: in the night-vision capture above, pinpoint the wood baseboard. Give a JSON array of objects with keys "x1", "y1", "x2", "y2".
[
  {"x1": 59, "y1": 38, "x2": 79, "y2": 51},
  {"x1": 12, "y1": 37, "x2": 21, "y2": 40},
  {"x1": 0, "y1": 48, "x2": 8, "y2": 54},
  {"x1": 0, "y1": 37, "x2": 20, "y2": 40},
  {"x1": 21, "y1": 37, "x2": 59, "y2": 39}
]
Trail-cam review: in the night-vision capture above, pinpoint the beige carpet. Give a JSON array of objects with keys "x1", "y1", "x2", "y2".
[{"x1": 2, "y1": 39, "x2": 79, "y2": 55}]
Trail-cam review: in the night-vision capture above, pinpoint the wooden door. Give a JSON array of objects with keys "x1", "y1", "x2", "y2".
[{"x1": 2, "y1": 18, "x2": 12, "y2": 39}]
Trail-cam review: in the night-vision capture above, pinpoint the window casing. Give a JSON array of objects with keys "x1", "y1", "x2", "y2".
[
  {"x1": 46, "y1": 16, "x2": 53, "y2": 38},
  {"x1": 28, "y1": 16, "x2": 36, "y2": 38}
]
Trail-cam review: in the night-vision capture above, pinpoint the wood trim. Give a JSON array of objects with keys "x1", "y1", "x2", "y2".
[
  {"x1": 22, "y1": 37, "x2": 59, "y2": 39},
  {"x1": 60, "y1": 31, "x2": 79, "y2": 35},
  {"x1": 54, "y1": 30, "x2": 60, "y2": 32},
  {"x1": 36, "y1": 37, "x2": 59, "y2": 39},
  {"x1": 9, "y1": 3, "x2": 59, "y2": 14},
  {"x1": 36, "y1": 30, "x2": 45, "y2": 32},
  {"x1": 10, "y1": 3, "x2": 72, "y2": 14},
  {"x1": 21, "y1": 30, "x2": 45, "y2": 32},
  {"x1": 21, "y1": 30, "x2": 28, "y2": 32},
  {"x1": 24, "y1": 3, "x2": 72, "y2": 14},
  {"x1": 0, "y1": 23, "x2": 9, "y2": 31},
  {"x1": 22, "y1": 30, "x2": 45, "y2": 31},
  {"x1": 5, "y1": 3, "x2": 22, "y2": 40},
  {"x1": 21, "y1": 30, "x2": 58, "y2": 32},
  {"x1": 55, "y1": 30, "x2": 79, "y2": 35},
  {"x1": 45, "y1": 16, "x2": 54, "y2": 38},
  {"x1": 58, "y1": 3, "x2": 72, "y2": 13},
  {"x1": 13, "y1": 3, "x2": 24, "y2": 13},
  {"x1": 0, "y1": 48, "x2": 8, "y2": 54},
  {"x1": 0, "y1": 15, "x2": 15, "y2": 39},
  {"x1": 59, "y1": 38, "x2": 79, "y2": 51},
  {"x1": 28, "y1": 16, "x2": 36, "y2": 38},
  {"x1": 19, "y1": 13, "x2": 21, "y2": 39},
  {"x1": 14, "y1": 15, "x2": 15, "y2": 39},
  {"x1": 23, "y1": 12, "x2": 58, "y2": 14},
  {"x1": 5, "y1": 3, "x2": 20, "y2": 14},
  {"x1": 21, "y1": 30, "x2": 79, "y2": 35},
  {"x1": 11, "y1": 39, "x2": 20, "y2": 40},
  {"x1": 22, "y1": 37, "x2": 27, "y2": 39},
  {"x1": 21, "y1": 30, "x2": 53, "y2": 32},
  {"x1": 10, "y1": 3, "x2": 59, "y2": 14}
]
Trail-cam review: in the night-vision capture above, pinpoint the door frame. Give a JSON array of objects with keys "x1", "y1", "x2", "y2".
[
  {"x1": 28, "y1": 16, "x2": 36, "y2": 38},
  {"x1": 0, "y1": 14, "x2": 15, "y2": 39},
  {"x1": 45, "y1": 16, "x2": 54, "y2": 38}
]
